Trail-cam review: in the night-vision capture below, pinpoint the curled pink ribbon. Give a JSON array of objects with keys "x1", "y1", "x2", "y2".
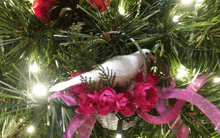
[
  {"x1": 137, "y1": 73, "x2": 220, "y2": 136},
  {"x1": 63, "y1": 114, "x2": 88, "y2": 138},
  {"x1": 157, "y1": 86, "x2": 220, "y2": 132},
  {"x1": 63, "y1": 111, "x2": 98, "y2": 138},
  {"x1": 50, "y1": 91, "x2": 78, "y2": 106}
]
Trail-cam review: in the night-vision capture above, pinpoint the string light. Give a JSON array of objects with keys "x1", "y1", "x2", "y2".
[
  {"x1": 29, "y1": 0, "x2": 35, "y2": 4},
  {"x1": 176, "y1": 65, "x2": 188, "y2": 79},
  {"x1": 116, "y1": 134, "x2": 122, "y2": 138},
  {"x1": 173, "y1": 15, "x2": 180, "y2": 22},
  {"x1": 197, "y1": 0, "x2": 204, "y2": 3},
  {"x1": 33, "y1": 84, "x2": 47, "y2": 96},
  {"x1": 19, "y1": 118, "x2": 23, "y2": 122},
  {"x1": 30, "y1": 63, "x2": 39, "y2": 73},
  {"x1": 182, "y1": 0, "x2": 192, "y2": 4},
  {"x1": 27, "y1": 126, "x2": 34, "y2": 133},
  {"x1": 119, "y1": 1, "x2": 125, "y2": 15},
  {"x1": 195, "y1": 0, "x2": 204, "y2": 8},
  {"x1": 119, "y1": 6, "x2": 125, "y2": 15},
  {"x1": 116, "y1": 119, "x2": 123, "y2": 138},
  {"x1": 214, "y1": 77, "x2": 220, "y2": 83}
]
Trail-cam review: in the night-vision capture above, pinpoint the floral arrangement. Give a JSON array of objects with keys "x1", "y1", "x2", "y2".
[
  {"x1": 50, "y1": 51, "x2": 220, "y2": 138},
  {"x1": 54, "y1": 70, "x2": 158, "y2": 117},
  {"x1": 50, "y1": 70, "x2": 160, "y2": 137}
]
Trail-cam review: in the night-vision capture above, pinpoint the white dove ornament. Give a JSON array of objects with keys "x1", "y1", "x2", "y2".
[{"x1": 49, "y1": 49, "x2": 150, "y2": 92}]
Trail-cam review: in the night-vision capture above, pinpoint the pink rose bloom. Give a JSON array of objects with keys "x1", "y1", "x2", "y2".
[
  {"x1": 133, "y1": 82, "x2": 158, "y2": 112},
  {"x1": 114, "y1": 93, "x2": 128, "y2": 114},
  {"x1": 136, "y1": 71, "x2": 159, "y2": 86},
  {"x1": 76, "y1": 91, "x2": 99, "y2": 115},
  {"x1": 69, "y1": 72, "x2": 86, "y2": 94},
  {"x1": 97, "y1": 87, "x2": 116, "y2": 116},
  {"x1": 118, "y1": 90, "x2": 135, "y2": 116},
  {"x1": 89, "y1": 0, "x2": 112, "y2": 12}
]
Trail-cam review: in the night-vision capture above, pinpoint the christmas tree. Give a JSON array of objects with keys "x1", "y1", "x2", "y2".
[{"x1": 0, "y1": 0, "x2": 220, "y2": 137}]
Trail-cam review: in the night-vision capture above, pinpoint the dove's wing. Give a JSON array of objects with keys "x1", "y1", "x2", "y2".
[{"x1": 102, "y1": 54, "x2": 142, "y2": 83}]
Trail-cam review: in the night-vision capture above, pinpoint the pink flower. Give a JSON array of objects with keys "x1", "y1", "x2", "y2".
[
  {"x1": 136, "y1": 71, "x2": 159, "y2": 86},
  {"x1": 32, "y1": 0, "x2": 58, "y2": 22},
  {"x1": 69, "y1": 72, "x2": 86, "y2": 94},
  {"x1": 76, "y1": 91, "x2": 99, "y2": 115},
  {"x1": 89, "y1": 0, "x2": 112, "y2": 12},
  {"x1": 133, "y1": 82, "x2": 158, "y2": 112},
  {"x1": 118, "y1": 90, "x2": 135, "y2": 116},
  {"x1": 97, "y1": 87, "x2": 116, "y2": 116},
  {"x1": 114, "y1": 93, "x2": 128, "y2": 114}
]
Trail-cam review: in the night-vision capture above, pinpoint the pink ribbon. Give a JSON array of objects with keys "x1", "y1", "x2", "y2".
[
  {"x1": 50, "y1": 91, "x2": 78, "y2": 106},
  {"x1": 157, "y1": 87, "x2": 220, "y2": 132},
  {"x1": 150, "y1": 60, "x2": 188, "y2": 138},
  {"x1": 77, "y1": 111, "x2": 98, "y2": 137},
  {"x1": 63, "y1": 114, "x2": 88, "y2": 138},
  {"x1": 63, "y1": 111, "x2": 98, "y2": 138},
  {"x1": 137, "y1": 73, "x2": 220, "y2": 135},
  {"x1": 156, "y1": 99, "x2": 189, "y2": 138},
  {"x1": 158, "y1": 62, "x2": 207, "y2": 138}
]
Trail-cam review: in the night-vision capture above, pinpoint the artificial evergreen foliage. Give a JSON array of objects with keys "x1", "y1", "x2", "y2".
[{"x1": 0, "y1": 0, "x2": 220, "y2": 137}]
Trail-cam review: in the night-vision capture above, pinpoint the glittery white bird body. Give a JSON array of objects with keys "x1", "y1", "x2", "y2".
[{"x1": 49, "y1": 49, "x2": 150, "y2": 92}]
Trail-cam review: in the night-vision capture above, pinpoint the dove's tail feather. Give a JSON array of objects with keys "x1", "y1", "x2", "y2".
[{"x1": 49, "y1": 70, "x2": 100, "y2": 92}]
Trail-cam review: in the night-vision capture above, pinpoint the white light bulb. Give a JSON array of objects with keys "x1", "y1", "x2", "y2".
[
  {"x1": 27, "y1": 126, "x2": 34, "y2": 133},
  {"x1": 182, "y1": 0, "x2": 192, "y2": 4},
  {"x1": 214, "y1": 77, "x2": 220, "y2": 83},
  {"x1": 197, "y1": 0, "x2": 204, "y2": 3},
  {"x1": 30, "y1": 64, "x2": 39, "y2": 73},
  {"x1": 176, "y1": 65, "x2": 188, "y2": 79},
  {"x1": 19, "y1": 118, "x2": 23, "y2": 122},
  {"x1": 195, "y1": 0, "x2": 204, "y2": 8},
  {"x1": 30, "y1": 0, "x2": 35, "y2": 4},
  {"x1": 33, "y1": 84, "x2": 47, "y2": 96},
  {"x1": 195, "y1": 3, "x2": 202, "y2": 8},
  {"x1": 116, "y1": 134, "x2": 122, "y2": 138},
  {"x1": 119, "y1": 5, "x2": 125, "y2": 15},
  {"x1": 173, "y1": 15, "x2": 180, "y2": 22}
]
